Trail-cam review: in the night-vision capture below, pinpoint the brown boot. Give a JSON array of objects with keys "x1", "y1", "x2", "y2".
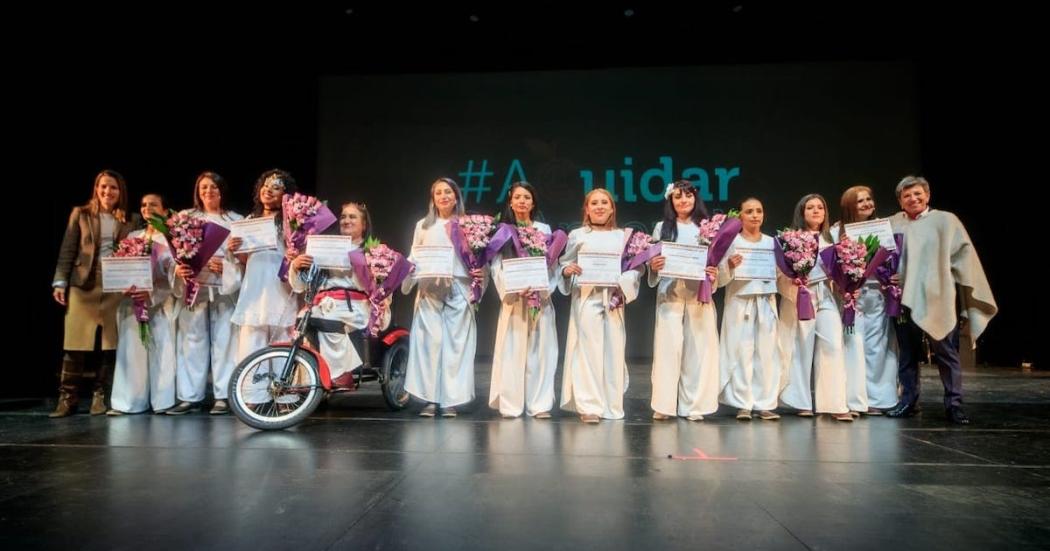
[
  {"x1": 90, "y1": 351, "x2": 115, "y2": 416},
  {"x1": 49, "y1": 353, "x2": 82, "y2": 418},
  {"x1": 49, "y1": 390, "x2": 78, "y2": 418},
  {"x1": 89, "y1": 390, "x2": 107, "y2": 415}
]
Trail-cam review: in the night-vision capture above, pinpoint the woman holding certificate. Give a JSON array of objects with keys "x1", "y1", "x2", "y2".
[
  {"x1": 777, "y1": 194, "x2": 852, "y2": 422},
  {"x1": 109, "y1": 193, "x2": 177, "y2": 415},
  {"x1": 488, "y1": 182, "x2": 560, "y2": 419},
  {"x1": 289, "y1": 202, "x2": 385, "y2": 388},
  {"x1": 403, "y1": 178, "x2": 484, "y2": 418},
  {"x1": 559, "y1": 189, "x2": 642, "y2": 423},
  {"x1": 222, "y1": 170, "x2": 300, "y2": 413},
  {"x1": 50, "y1": 170, "x2": 140, "y2": 418},
  {"x1": 168, "y1": 172, "x2": 245, "y2": 416},
  {"x1": 647, "y1": 180, "x2": 720, "y2": 421},
  {"x1": 833, "y1": 185, "x2": 898, "y2": 415},
  {"x1": 717, "y1": 197, "x2": 783, "y2": 421}
]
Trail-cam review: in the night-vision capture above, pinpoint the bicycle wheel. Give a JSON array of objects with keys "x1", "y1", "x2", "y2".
[
  {"x1": 380, "y1": 337, "x2": 411, "y2": 410},
  {"x1": 229, "y1": 346, "x2": 324, "y2": 430}
]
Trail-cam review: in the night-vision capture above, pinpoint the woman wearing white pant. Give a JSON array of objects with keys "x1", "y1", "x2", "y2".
[
  {"x1": 168, "y1": 172, "x2": 243, "y2": 416},
  {"x1": 403, "y1": 178, "x2": 484, "y2": 418},
  {"x1": 832, "y1": 185, "x2": 899, "y2": 413},
  {"x1": 718, "y1": 197, "x2": 783, "y2": 421},
  {"x1": 489, "y1": 182, "x2": 558, "y2": 419},
  {"x1": 647, "y1": 180, "x2": 720, "y2": 421},
  {"x1": 559, "y1": 189, "x2": 642, "y2": 423},
  {"x1": 227, "y1": 170, "x2": 299, "y2": 408},
  {"x1": 110, "y1": 194, "x2": 177, "y2": 414},
  {"x1": 778, "y1": 193, "x2": 852, "y2": 422}
]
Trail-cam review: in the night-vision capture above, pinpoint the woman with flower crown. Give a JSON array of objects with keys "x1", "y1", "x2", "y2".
[
  {"x1": 167, "y1": 172, "x2": 245, "y2": 416},
  {"x1": 213, "y1": 169, "x2": 301, "y2": 411},
  {"x1": 717, "y1": 197, "x2": 784, "y2": 421},
  {"x1": 402, "y1": 178, "x2": 485, "y2": 418},
  {"x1": 559, "y1": 188, "x2": 643, "y2": 424},
  {"x1": 777, "y1": 193, "x2": 852, "y2": 422},
  {"x1": 647, "y1": 180, "x2": 720, "y2": 422},
  {"x1": 288, "y1": 202, "x2": 390, "y2": 389},
  {"x1": 488, "y1": 181, "x2": 559, "y2": 419},
  {"x1": 109, "y1": 193, "x2": 177, "y2": 415}
]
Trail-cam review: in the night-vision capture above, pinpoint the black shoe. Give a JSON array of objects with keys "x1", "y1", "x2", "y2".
[
  {"x1": 946, "y1": 406, "x2": 970, "y2": 425},
  {"x1": 886, "y1": 402, "x2": 921, "y2": 418}
]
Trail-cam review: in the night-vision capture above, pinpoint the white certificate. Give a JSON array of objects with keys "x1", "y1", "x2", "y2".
[
  {"x1": 734, "y1": 246, "x2": 776, "y2": 281},
  {"x1": 501, "y1": 256, "x2": 550, "y2": 293},
  {"x1": 412, "y1": 245, "x2": 455, "y2": 279},
  {"x1": 576, "y1": 252, "x2": 621, "y2": 286},
  {"x1": 843, "y1": 219, "x2": 896, "y2": 251},
  {"x1": 230, "y1": 216, "x2": 278, "y2": 253},
  {"x1": 306, "y1": 235, "x2": 354, "y2": 270},
  {"x1": 101, "y1": 257, "x2": 153, "y2": 292},
  {"x1": 660, "y1": 242, "x2": 708, "y2": 281}
]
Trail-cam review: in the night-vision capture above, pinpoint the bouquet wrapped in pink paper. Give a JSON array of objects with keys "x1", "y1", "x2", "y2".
[
  {"x1": 149, "y1": 212, "x2": 230, "y2": 306},
  {"x1": 348, "y1": 237, "x2": 413, "y2": 337},
  {"x1": 112, "y1": 235, "x2": 153, "y2": 344},
  {"x1": 279, "y1": 193, "x2": 337, "y2": 281},
  {"x1": 820, "y1": 234, "x2": 889, "y2": 332},
  {"x1": 448, "y1": 214, "x2": 514, "y2": 305},
  {"x1": 504, "y1": 222, "x2": 569, "y2": 320},
  {"x1": 695, "y1": 209, "x2": 741, "y2": 303},
  {"x1": 774, "y1": 229, "x2": 820, "y2": 321}
]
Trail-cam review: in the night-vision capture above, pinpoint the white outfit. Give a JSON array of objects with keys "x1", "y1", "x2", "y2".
[
  {"x1": 777, "y1": 234, "x2": 849, "y2": 414},
  {"x1": 231, "y1": 216, "x2": 298, "y2": 403},
  {"x1": 830, "y1": 224, "x2": 899, "y2": 410},
  {"x1": 174, "y1": 209, "x2": 244, "y2": 403},
  {"x1": 111, "y1": 229, "x2": 177, "y2": 413},
  {"x1": 289, "y1": 241, "x2": 391, "y2": 383},
  {"x1": 559, "y1": 227, "x2": 642, "y2": 420},
  {"x1": 402, "y1": 217, "x2": 483, "y2": 408},
  {"x1": 488, "y1": 221, "x2": 559, "y2": 417},
  {"x1": 718, "y1": 233, "x2": 783, "y2": 412},
  {"x1": 649, "y1": 221, "x2": 720, "y2": 418}
]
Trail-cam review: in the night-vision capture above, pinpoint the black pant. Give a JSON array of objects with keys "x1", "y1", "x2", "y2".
[{"x1": 896, "y1": 312, "x2": 962, "y2": 409}]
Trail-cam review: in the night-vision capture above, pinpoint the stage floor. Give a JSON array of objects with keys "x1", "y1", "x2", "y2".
[{"x1": 2, "y1": 364, "x2": 1047, "y2": 550}]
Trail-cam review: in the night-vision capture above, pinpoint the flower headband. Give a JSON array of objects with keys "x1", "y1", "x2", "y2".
[
  {"x1": 263, "y1": 174, "x2": 286, "y2": 190},
  {"x1": 664, "y1": 182, "x2": 697, "y2": 200}
]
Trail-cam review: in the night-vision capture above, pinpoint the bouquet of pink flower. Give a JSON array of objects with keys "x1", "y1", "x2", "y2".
[
  {"x1": 166, "y1": 213, "x2": 205, "y2": 261},
  {"x1": 502, "y1": 222, "x2": 569, "y2": 321},
  {"x1": 115, "y1": 235, "x2": 152, "y2": 257},
  {"x1": 112, "y1": 235, "x2": 154, "y2": 344},
  {"x1": 774, "y1": 229, "x2": 821, "y2": 320},
  {"x1": 617, "y1": 228, "x2": 659, "y2": 268},
  {"x1": 280, "y1": 193, "x2": 337, "y2": 281},
  {"x1": 349, "y1": 237, "x2": 412, "y2": 337},
  {"x1": 695, "y1": 209, "x2": 741, "y2": 303},
  {"x1": 450, "y1": 214, "x2": 514, "y2": 305},
  {"x1": 149, "y1": 212, "x2": 230, "y2": 306},
  {"x1": 518, "y1": 225, "x2": 549, "y2": 319},
  {"x1": 609, "y1": 229, "x2": 662, "y2": 310},
  {"x1": 820, "y1": 235, "x2": 888, "y2": 332}
]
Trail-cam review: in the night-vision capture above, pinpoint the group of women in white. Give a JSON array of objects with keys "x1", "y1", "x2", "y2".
[
  {"x1": 400, "y1": 177, "x2": 899, "y2": 424},
  {"x1": 52, "y1": 169, "x2": 901, "y2": 425}
]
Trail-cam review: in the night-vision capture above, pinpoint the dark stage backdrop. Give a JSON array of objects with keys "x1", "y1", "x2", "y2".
[{"x1": 317, "y1": 62, "x2": 920, "y2": 358}]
